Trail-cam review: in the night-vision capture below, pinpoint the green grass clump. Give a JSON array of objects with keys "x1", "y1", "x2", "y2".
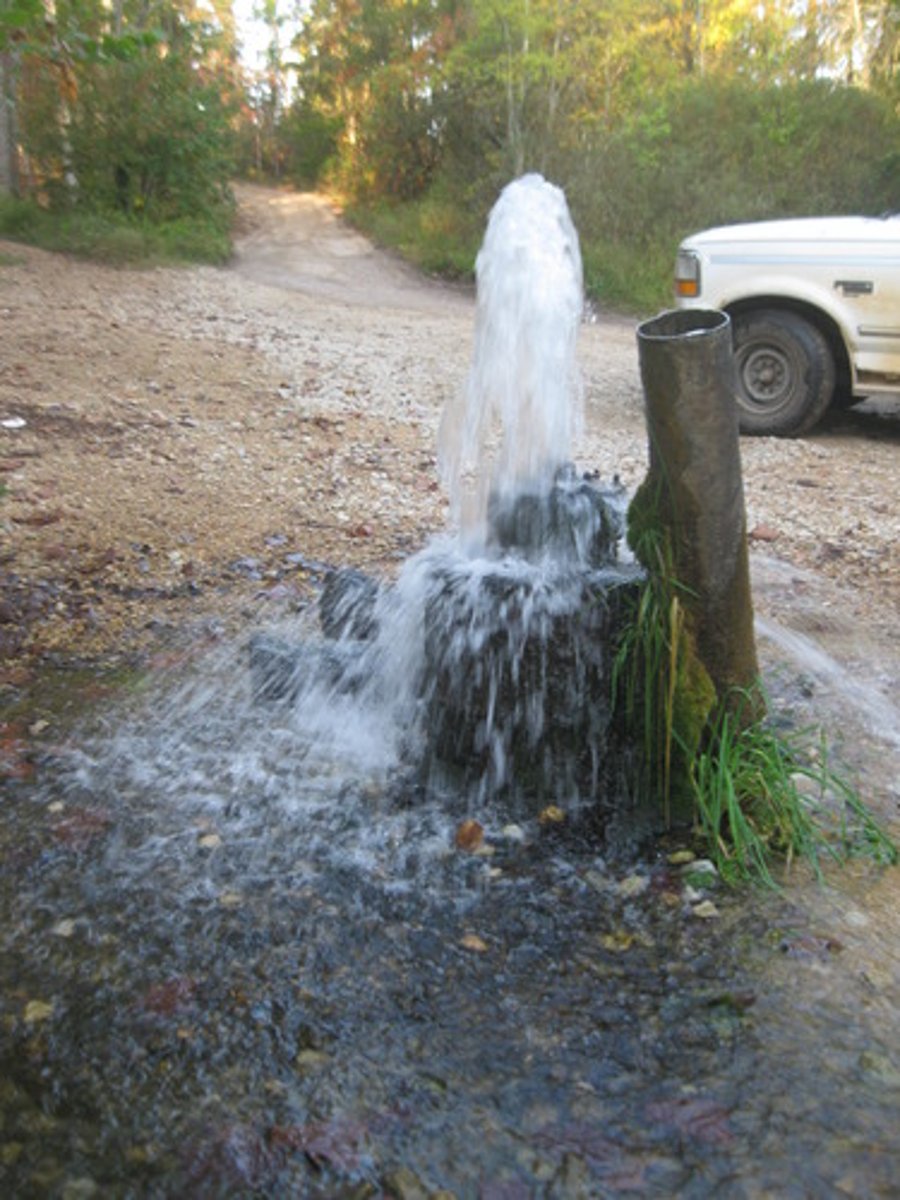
[
  {"x1": 614, "y1": 522, "x2": 897, "y2": 886},
  {"x1": 343, "y1": 192, "x2": 480, "y2": 281},
  {"x1": 691, "y1": 699, "x2": 896, "y2": 886},
  {"x1": 0, "y1": 196, "x2": 231, "y2": 267}
]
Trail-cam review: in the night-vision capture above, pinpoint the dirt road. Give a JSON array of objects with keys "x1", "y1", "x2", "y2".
[{"x1": 1, "y1": 183, "x2": 899, "y2": 808}]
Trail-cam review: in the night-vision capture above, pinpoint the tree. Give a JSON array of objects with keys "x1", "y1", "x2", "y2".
[{"x1": 10, "y1": 0, "x2": 237, "y2": 219}]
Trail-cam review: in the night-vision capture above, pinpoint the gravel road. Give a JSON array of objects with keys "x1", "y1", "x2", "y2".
[{"x1": 1, "y1": 182, "x2": 898, "y2": 803}]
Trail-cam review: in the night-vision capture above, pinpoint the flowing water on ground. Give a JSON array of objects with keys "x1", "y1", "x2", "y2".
[{"x1": 2, "y1": 177, "x2": 899, "y2": 1197}]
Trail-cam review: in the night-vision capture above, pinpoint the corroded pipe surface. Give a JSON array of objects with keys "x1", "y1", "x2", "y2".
[{"x1": 636, "y1": 308, "x2": 759, "y2": 702}]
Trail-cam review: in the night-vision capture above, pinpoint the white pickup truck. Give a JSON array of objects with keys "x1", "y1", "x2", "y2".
[{"x1": 673, "y1": 214, "x2": 900, "y2": 435}]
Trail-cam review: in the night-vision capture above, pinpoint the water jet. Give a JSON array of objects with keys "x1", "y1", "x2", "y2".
[{"x1": 253, "y1": 174, "x2": 644, "y2": 822}]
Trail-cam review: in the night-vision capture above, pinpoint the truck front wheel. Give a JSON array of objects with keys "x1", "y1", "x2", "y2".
[{"x1": 731, "y1": 310, "x2": 835, "y2": 436}]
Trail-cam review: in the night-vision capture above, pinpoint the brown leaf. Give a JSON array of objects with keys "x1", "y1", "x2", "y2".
[
  {"x1": 454, "y1": 818, "x2": 484, "y2": 852},
  {"x1": 748, "y1": 524, "x2": 779, "y2": 543}
]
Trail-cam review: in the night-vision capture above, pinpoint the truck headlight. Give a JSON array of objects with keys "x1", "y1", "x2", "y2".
[{"x1": 675, "y1": 249, "x2": 701, "y2": 298}]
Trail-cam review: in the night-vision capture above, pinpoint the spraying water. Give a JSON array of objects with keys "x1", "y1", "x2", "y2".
[
  {"x1": 438, "y1": 173, "x2": 585, "y2": 548},
  {"x1": 248, "y1": 173, "x2": 637, "y2": 816}
]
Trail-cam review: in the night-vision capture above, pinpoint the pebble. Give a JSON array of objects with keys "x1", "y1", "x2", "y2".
[
  {"x1": 23, "y1": 999, "x2": 54, "y2": 1023},
  {"x1": 617, "y1": 873, "x2": 649, "y2": 898},
  {"x1": 691, "y1": 900, "x2": 720, "y2": 919},
  {"x1": 52, "y1": 918, "x2": 77, "y2": 938}
]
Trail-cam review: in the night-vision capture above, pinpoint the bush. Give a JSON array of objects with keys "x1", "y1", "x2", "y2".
[{"x1": 0, "y1": 195, "x2": 231, "y2": 266}]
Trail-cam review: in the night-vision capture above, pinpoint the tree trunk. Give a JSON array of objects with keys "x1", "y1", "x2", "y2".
[{"x1": 0, "y1": 50, "x2": 20, "y2": 197}]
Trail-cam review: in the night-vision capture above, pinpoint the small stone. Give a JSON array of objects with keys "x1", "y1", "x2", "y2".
[
  {"x1": 28, "y1": 719, "x2": 49, "y2": 736},
  {"x1": 685, "y1": 859, "x2": 717, "y2": 877},
  {"x1": 667, "y1": 849, "x2": 695, "y2": 865},
  {"x1": 460, "y1": 933, "x2": 489, "y2": 953},
  {"x1": 501, "y1": 823, "x2": 526, "y2": 843},
  {"x1": 472, "y1": 842, "x2": 496, "y2": 858},
  {"x1": 617, "y1": 873, "x2": 649, "y2": 898},
  {"x1": 62, "y1": 1177, "x2": 99, "y2": 1199},
  {"x1": 218, "y1": 891, "x2": 243, "y2": 908},
  {"x1": 294, "y1": 1049, "x2": 330, "y2": 1071},
  {"x1": 1, "y1": 417, "x2": 26, "y2": 430},
  {"x1": 48, "y1": 801, "x2": 65, "y2": 814},
  {"x1": 538, "y1": 805, "x2": 566, "y2": 824},
  {"x1": 692, "y1": 900, "x2": 720, "y2": 919},
  {"x1": 23, "y1": 999, "x2": 54, "y2": 1024},
  {"x1": 52, "y1": 918, "x2": 77, "y2": 938},
  {"x1": 197, "y1": 832, "x2": 222, "y2": 850},
  {"x1": 583, "y1": 869, "x2": 611, "y2": 893}
]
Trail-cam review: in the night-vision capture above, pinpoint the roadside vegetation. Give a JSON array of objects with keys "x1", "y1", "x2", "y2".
[
  {"x1": 0, "y1": 0, "x2": 237, "y2": 266},
  {"x1": 243, "y1": 1, "x2": 900, "y2": 313},
  {"x1": 615, "y1": 524, "x2": 898, "y2": 886},
  {"x1": 3, "y1": 3, "x2": 899, "y2": 299}
]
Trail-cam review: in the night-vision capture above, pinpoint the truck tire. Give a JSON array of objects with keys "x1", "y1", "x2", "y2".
[{"x1": 731, "y1": 310, "x2": 835, "y2": 436}]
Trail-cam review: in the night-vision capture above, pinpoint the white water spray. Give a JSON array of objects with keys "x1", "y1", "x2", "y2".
[{"x1": 438, "y1": 174, "x2": 585, "y2": 548}]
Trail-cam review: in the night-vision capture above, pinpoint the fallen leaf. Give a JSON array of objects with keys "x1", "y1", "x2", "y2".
[
  {"x1": 454, "y1": 818, "x2": 484, "y2": 852},
  {"x1": 748, "y1": 524, "x2": 779, "y2": 543}
]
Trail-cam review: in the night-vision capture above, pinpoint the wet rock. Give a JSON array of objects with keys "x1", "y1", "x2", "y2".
[
  {"x1": 487, "y1": 465, "x2": 626, "y2": 567},
  {"x1": 248, "y1": 633, "x2": 369, "y2": 701},
  {"x1": 420, "y1": 553, "x2": 642, "y2": 815},
  {"x1": 319, "y1": 567, "x2": 379, "y2": 640}
]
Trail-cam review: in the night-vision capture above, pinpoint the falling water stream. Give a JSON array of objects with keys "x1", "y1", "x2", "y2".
[{"x1": 1, "y1": 177, "x2": 899, "y2": 1198}]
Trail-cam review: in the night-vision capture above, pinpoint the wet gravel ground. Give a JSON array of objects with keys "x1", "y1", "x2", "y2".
[
  {"x1": 0, "y1": 626, "x2": 898, "y2": 1199},
  {"x1": 2, "y1": 186, "x2": 900, "y2": 1197}
]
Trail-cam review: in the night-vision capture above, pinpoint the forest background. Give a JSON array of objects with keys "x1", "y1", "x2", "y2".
[{"x1": 1, "y1": 0, "x2": 898, "y2": 310}]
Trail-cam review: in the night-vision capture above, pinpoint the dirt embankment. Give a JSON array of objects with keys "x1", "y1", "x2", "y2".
[{"x1": 1, "y1": 183, "x2": 899, "y2": 773}]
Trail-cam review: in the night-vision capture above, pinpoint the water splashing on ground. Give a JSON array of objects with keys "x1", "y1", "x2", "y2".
[{"x1": 1, "y1": 177, "x2": 899, "y2": 1196}]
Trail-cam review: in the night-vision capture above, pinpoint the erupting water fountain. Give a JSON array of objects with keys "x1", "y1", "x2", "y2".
[{"x1": 252, "y1": 174, "x2": 643, "y2": 821}]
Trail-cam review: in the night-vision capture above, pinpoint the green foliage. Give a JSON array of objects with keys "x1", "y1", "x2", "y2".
[
  {"x1": 615, "y1": 508, "x2": 897, "y2": 886},
  {"x1": 344, "y1": 183, "x2": 481, "y2": 278},
  {"x1": 282, "y1": 0, "x2": 900, "y2": 312},
  {"x1": 692, "y1": 702, "x2": 897, "y2": 887},
  {"x1": 7, "y1": 0, "x2": 237, "y2": 255},
  {"x1": 0, "y1": 193, "x2": 230, "y2": 264}
]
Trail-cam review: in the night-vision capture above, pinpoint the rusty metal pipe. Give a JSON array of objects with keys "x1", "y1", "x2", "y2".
[{"x1": 635, "y1": 308, "x2": 759, "y2": 703}]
